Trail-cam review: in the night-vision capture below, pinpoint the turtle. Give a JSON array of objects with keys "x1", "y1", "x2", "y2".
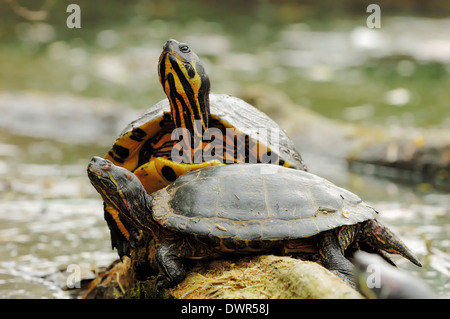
[
  {"x1": 103, "y1": 39, "x2": 306, "y2": 258},
  {"x1": 87, "y1": 156, "x2": 421, "y2": 288}
]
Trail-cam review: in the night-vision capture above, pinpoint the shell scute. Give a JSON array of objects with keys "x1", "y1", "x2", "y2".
[{"x1": 154, "y1": 164, "x2": 377, "y2": 241}]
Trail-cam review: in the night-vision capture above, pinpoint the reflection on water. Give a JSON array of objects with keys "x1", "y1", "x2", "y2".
[{"x1": 0, "y1": 1, "x2": 449, "y2": 298}]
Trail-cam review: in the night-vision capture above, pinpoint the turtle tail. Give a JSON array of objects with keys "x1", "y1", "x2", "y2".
[{"x1": 361, "y1": 219, "x2": 422, "y2": 267}]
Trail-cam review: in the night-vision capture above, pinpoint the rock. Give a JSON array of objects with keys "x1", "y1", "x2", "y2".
[
  {"x1": 239, "y1": 85, "x2": 450, "y2": 191},
  {"x1": 345, "y1": 127, "x2": 450, "y2": 190},
  {"x1": 0, "y1": 90, "x2": 140, "y2": 145},
  {"x1": 353, "y1": 251, "x2": 434, "y2": 299},
  {"x1": 83, "y1": 254, "x2": 362, "y2": 299},
  {"x1": 171, "y1": 255, "x2": 362, "y2": 299},
  {"x1": 83, "y1": 258, "x2": 142, "y2": 299}
]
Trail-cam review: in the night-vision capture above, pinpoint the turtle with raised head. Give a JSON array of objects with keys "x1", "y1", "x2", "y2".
[{"x1": 102, "y1": 39, "x2": 306, "y2": 258}]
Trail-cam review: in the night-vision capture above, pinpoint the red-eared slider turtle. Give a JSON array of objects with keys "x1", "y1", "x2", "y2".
[
  {"x1": 103, "y1": 39, "x2": 306, "y2": 257},
  {"x1": 87, "y1": 157, "x2": 421, "y2": 288}
]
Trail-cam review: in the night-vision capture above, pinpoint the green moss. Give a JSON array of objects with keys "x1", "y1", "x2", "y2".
[
  {"x1": 170, "y1": 255, "x2": 363, "y2": 299},
  {"x1": 129, "y1": 280, "x2": 172, "y2": 299}
]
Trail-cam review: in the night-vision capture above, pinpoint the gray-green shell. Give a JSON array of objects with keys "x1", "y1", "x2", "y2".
[{"x1": 151, "y1": 164, "x2": 378, "y2": 241}]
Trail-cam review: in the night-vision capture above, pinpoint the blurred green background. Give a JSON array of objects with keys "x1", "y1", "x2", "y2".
[
  {"x1": 1, "y1": 0, "x2": 449, "y2": 128},
  {"x1": 0, "y1": 0, "x2": 449, "y2": 298}
]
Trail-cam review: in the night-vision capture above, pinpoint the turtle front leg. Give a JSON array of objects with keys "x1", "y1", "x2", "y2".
[
  {"x1": 155, "y1": 240, "x2": 186, "y2": 289},
  {"x1": 318, "y1": 230, "x2": 355, "y2": 287},
  {"x1": 155, "y1": 238, "x2": 200, "y2": 289}
]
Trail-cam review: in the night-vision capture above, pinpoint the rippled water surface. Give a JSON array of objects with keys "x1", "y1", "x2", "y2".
[
  {"x1": 0, "y1": 1, "x2": 449, "y2": 298},
  {"x1": 0, "y1": 130, "x2": 448, "y2": 298}
]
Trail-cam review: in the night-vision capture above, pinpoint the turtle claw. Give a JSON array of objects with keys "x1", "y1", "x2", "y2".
[
  {"x1": 333, "y1": 270, "x2": 356, "y2": 288},
  {"x1": 156, "y1": 274, "x2": 173, "y2": 291}
]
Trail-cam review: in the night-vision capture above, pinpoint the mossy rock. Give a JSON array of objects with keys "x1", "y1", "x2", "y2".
[
  {"x1": 171, "y1": 255, "x2": 362, "y2": 299},
  {"x1": 83, "y1": 254, "x2": 362, "y2": 299}
]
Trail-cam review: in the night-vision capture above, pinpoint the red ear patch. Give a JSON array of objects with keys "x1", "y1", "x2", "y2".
[
  {"x1": 102, "y1": 164, "x2": 113, "y2": 171},
  {"x1": 122, "y1": 199, "x2": 130, "y2": 210}
]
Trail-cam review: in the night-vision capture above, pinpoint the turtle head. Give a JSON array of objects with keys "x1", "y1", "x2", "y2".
[
  {"x1": 87, "y1": 156, "x2": 155, "y2": 231},
  {"x1": 158, "y1": 39, "x2": 210, "y2": 133}
]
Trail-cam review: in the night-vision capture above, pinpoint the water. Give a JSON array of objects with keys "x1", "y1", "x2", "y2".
[
  {"x1": 0, "y1": 198, "x2": 115, "y2": 298},
  {"x1": 0, "y1": 132, "x2": 117, "y2": 298},
  {"x1": 0, "y1": 1, "x2": 449, "y2": 298},
  {"x1": 0, "y1": 98, "x2": 448, "y2": 298}
]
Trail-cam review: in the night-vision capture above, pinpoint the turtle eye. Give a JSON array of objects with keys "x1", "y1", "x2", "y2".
[
  {"x1": 102, "y1": 164, "x2": 113, "y2": 171},
  {"x1": 179, "y1": 44, "x2": 190, "y2": 53}
]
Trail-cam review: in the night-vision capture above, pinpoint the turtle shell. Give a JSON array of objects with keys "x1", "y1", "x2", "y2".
[
  {"x1": 151, "y1": 164, "x2": 378, "y2": 241},
  {"x1": 106, "y1": 93, "x2": 306, "y2": 177}
]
